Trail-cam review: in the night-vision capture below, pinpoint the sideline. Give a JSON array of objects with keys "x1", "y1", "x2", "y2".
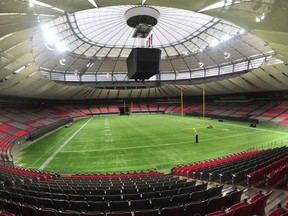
[
  {"x1": 161, "y1": 115, "x2": 288, "y2": 135},
  {"x1": 39, "y1": 117, "x2": 93, "y2": 170}
]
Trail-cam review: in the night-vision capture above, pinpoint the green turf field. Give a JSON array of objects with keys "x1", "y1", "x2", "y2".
[{"x1": 16, "y1": 115, "x2": 288, "y2": 174}]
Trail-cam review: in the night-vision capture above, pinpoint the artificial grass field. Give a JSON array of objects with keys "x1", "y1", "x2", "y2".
[{"x1": 16, "y1": 114, "x2": 288, "y2": 174}]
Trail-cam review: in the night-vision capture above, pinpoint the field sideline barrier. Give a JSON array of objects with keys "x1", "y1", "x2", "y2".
[
  {"x1": 259, "y1": 120, "x2": 288, "y2": 130},
  {"x1": 247, "y1": 139, "x2": 288, "y2": 151},
  {"x1": 28, "y1": 117, "x2": 73, "y2": 140},
  {"x1": 186, "y1": 112, "x2": 259, "y2": 124}
]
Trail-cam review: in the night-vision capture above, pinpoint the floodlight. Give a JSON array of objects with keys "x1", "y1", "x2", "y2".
[
  {"x1": 56, "y1": 42, "x2": 67, "y2": 52},
  {"x1": 210, "y1": 39, "x2": 219, "y2": 47}
]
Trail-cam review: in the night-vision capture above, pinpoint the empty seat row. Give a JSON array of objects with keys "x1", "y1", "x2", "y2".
[
  {"x1": 17, "y1": 180, "x2": 196, "y2": 196},
  {"x1": 0, "y1": 185, "x2": 229, "y2": 213},
  {"x1": 54, "y1": 174, "x2": 177, "y2": 184},
  {"x1": 0, "y1": 188, "x2": 243, "y2": 216},
  {"x1": 0, "y1": 165, "x2": 54, "y2": 181},
  {"x1": 25, "y1": 179, "x2": 189, "y2": 191},
  {"x1": 2, "y1": 183, "x2": 216, "y2": 205},
  {"x1": 64, "y1": 171, "x2": 163, "y2": 180}
]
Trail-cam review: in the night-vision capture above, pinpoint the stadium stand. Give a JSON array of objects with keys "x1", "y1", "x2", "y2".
[
  {"x1": 1, "y1": 160, "x2": 252, "y2": 215},
  {"x1": 148, "y1": 104, "x2": 158, "y2": 112},
  {"x1": 158, "y1": 104, "x2": 169, "y2": 113},
  {"x1": 139, "y1": 104, "x2": 149, "y2": 112},
  {"x1": 99, "y1": 106, "x2": 109, "y2": 114},
  {"x1": 0, "y1": 165, "x2": 54, "y2": 181},
  {"x1": 0, "y1": 180, "x2": 272, "y2": 216},
  {"x1": 172, "y1": 150, "x2": 265, "y2": 178},
  {"x1": 89, "y1": 106, "x2": 101, "y2": 115},
  {"x1": 0, "y1": 147, "x2": 285, "y2": 216},
  {"x1": 173, "y1": 146, "x2": 288, "y2": 186},
  {"x1": 108, "y1": 105, "x2": 120, "y2": 114}
]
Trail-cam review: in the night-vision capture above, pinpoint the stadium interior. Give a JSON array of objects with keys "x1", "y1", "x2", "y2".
[{"x1": 0, "y1": 0, "x2": 288, "y2": 215}]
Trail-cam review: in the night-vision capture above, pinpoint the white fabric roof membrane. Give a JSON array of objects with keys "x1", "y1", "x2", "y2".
[
  {"x1": 33, "y1": 5, "x2": 273, "y2": 83},
  {"x1": 0, "y1": 0, "x2": 287, "y2": 99}
]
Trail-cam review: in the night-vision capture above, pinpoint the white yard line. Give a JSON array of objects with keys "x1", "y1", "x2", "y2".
[
  {"x1": 38, "y1": 117, "x2": 93, "y2": 170},
  {"x1": 104, "y1": 119, "x2": 113, "y2": 143},
  {"x1": 31, "y1": 128, "x2": 76, "y2": 167}
]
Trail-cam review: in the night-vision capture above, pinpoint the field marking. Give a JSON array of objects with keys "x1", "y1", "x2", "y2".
[
  {"x1": 61, "y1": 130, "x2": 263, "y2": 153},
  {"x1": 104, "y1": 119, "x2": 113, "y2": 142},
  {"x1": 38, "y1": 117, "x2": 93, "y2": 170},
  {"x1": 105, "y1": 140, "x2": 113, "y2": 142},
  {"x1": 29, "y1": 124, "x2": 82, "y2": 167}
]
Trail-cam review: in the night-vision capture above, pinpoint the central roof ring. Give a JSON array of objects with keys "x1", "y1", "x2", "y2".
[
  {"x1": 125, "y1": 6, "x2": 160, "y2": 38},
  {"x1": 125, "y1": 6, "x2": 160, "y2": 28}
]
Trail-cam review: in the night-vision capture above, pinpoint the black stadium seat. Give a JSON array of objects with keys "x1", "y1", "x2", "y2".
[
  {"x1": 123, "y1": 193, "x2": 142, "y2": 201},
  {"x1": 53, "y1": 199, "x2": 71, "y2": 211},
  {"x1": 109, "y1": 200, "x2": 131, "y2": 212},
  {"x1": 122, "y1": 188, "x2": 138, "y2": 194},
  {"x1": 88, "y1": 201, "x2": 109, "y2": 213},
  {"x1": 141, "y1": 192, "x2": 160, "y2": 199},
  {"x1": 80, "y1": 212, "x2": 105, "y2": 216},
  {"x1": 69, "y1": 194, "x2": 86, "y2": 201},
  {"x1": 184, "y1": 200, "x2": 207, "y2": 216},
  {"x1": 225, "y1": 188, "x2": 244, "y2": 208},
  {"x1": 170, "y1": 193, "x2": 190, "y2": 206},
  {"x1": 104, "y1": 194, "x2": 123, "y2": 201},
  {"x1": 130, "y1": 199, "x2": 151, "y2": 211},
  {"x1": 85, "y1": 195, "x2": 103, "y2": 202},
  {"x1": 20, "y1": 204, "x2": 39, "y2": 216},
  {"x1": 5, "y1": 201, "x2": 22, "y2": 216},
  {"x1": 160, "y1": 205, "x2": 184, "y2": 216},
  {"x1": 207, "y1": 185, "x2": 224, "y2": 198},
  {"x1": 23, "y1": 195, "x2": 38, "y2": 206},
  {"x1": 38, "y1": 208, "x2": 58, "y2": 216},
  {"x1": 134, "y1": 209, "x2": 159, "y2": 216},
  {"x1": 151, "y1": 197, "x2": 171, "y2": 209},
  {"x1": 106, "y1": 211, "x2": 132, "y2": 216},
  {"x1": 70, "y1": 200, "x2": 89, "y2": 212},
  {"x1": 205, "y1": 195, "x2": 228, "y2": 214},
  {"x1": 57, "y1": 210, "x2": 81, "y2": 216},
  {"x1": 189, "y1": 190, "x2": 208, "y2": 202},
  {"x1": 37, "y1": 197, "x2": 54, "y2": 209},
  {"x1": 160, "y1": 189, "x2": 178, "y2": 197}
]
